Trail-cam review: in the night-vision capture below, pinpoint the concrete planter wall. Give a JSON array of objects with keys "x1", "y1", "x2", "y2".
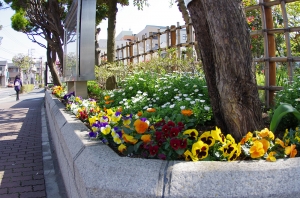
[{"x1": 45, "y1": 91, "x2": 300, "y2": 198}]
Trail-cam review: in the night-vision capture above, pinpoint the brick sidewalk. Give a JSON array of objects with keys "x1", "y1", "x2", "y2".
[{"x1": 0, "y1": 93, "x2": 46, "y2": 198}]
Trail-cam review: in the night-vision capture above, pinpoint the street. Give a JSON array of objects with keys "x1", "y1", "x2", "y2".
[{"x1": 0, "y1": 87, "x2": 16, "y2": 101}]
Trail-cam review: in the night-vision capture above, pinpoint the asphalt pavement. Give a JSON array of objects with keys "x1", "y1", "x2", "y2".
[{"x1": 0, "y1": 88, "x2": 67, "y2": 198}]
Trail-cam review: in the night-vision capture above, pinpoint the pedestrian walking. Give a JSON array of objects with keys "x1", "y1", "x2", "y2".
[{"x1": 14, "y1": 75, "x2": 22, "y2": 100}]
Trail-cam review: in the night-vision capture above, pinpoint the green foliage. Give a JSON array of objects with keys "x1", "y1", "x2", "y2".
[
  {"x1": 270, "y1": 103, "x2": 300, "y2": 133},
  {"x1": 21, "y1": 84, "x2": 35, "y2": 93},
  {"x1": 272, "y1": 75, "x2": 300, "y2": 132},
  {"x1": 11, "y1": 10, "x2": 30, "y2": 31}
]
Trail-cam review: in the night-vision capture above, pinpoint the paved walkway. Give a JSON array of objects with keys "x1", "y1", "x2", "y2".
[{"x1": 0, "y1": 89, "x2": 66, "y2": 198}]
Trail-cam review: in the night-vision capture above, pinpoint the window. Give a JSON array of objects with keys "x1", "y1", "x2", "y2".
[
  {"x1": 182, "y1": 34, "x2": 187, "y2": 41},
  {"x1": 0, "y1": 67, "x2": 2, "y2": 71}
]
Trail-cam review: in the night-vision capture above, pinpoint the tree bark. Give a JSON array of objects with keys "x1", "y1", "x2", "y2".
[
  {"x1": 46, "y1": 43, "x2": 62, "y2": 86},
  {"x1": 107, "y1": 0, "x2": 118, "y2": 62},
  {"x1": 187, "y1": 0, "x2": 263, "y2": 140}
]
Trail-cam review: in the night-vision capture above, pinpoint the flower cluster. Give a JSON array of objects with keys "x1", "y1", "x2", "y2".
[
  {"x1": 52, "y1": 85, "x2": 66, "y2": 98},
  {"x1": 51, "y1": 86, "x2": 299, "y2": 162},
  {"x1": 241, "y1": 128, "x2": 298, "y2": 162}
]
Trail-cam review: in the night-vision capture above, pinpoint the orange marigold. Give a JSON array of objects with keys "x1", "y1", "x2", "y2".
[
  {"x1": 147, "y1": 108, "x2": 156, "y2": 113},
  {"x1": 181, "y1": 109, "x2": 193, "y2": 116},
  {"x1": 137, "y1": 111, "x2": 143, "y2": 116},
  {"x1": 134, "y1": 119, "x2": 149, "y2": 134},
  {"x1": 141, "y1": 134, "x2": 151, "y2": 143}
]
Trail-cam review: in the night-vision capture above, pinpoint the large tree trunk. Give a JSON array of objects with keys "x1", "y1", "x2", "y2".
[
  {"x1": 47, "y1": 43, "x2": 61, "y2": 86},
  {"x1": 107, "y1": 0, "x2": 117, "y2": 62},
  {"x1": 187, "y1": 0, "x2": 263, "y2": 140}
]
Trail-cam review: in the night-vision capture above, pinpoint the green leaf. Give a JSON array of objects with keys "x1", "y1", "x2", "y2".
[
  {"x1": 270, "y1": 103, "x2": 300, "y2": 133},
  {"x1": 175, "y1": 148, "x2": 185, "y2": 155},
  {"x1": 122, "y1": 126, "x2": 132, "y2": 134},
  {"x1": 134, "y1": 141, "x2": 143, "y2": 152}
]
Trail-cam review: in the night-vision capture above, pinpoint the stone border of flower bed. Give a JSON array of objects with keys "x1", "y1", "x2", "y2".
[{"x1": 44, "y1": 90, "x2": 300, "y2": 198}]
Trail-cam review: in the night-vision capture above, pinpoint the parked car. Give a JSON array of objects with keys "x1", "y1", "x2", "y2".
[{"x1": 7, "y1": 81, "x2": 14, "y2": 87}]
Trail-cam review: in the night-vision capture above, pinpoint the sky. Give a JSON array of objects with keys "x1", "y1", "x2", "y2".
[{"x1": 0, "y1": 0, "x2": 184, "y2": 63}]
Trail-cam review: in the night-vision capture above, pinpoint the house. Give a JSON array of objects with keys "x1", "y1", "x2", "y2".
[
  {"x1": 98, "y1": 25, "x2": 191, "y2": 64},
  {"x1": 0, "y1": 61, "x2": 9, "y2": 87},
  {"x1": 7, "y1": 63, "x2": 20, "y2": 83}
]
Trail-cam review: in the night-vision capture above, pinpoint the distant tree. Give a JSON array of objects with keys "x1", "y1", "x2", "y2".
[
  {"x1": 12, "y1": 53, "x2": 33, "y2": 84},
  {"x1": 5, "y1": 0, "x2": 109, "y2": 86},
  {"x1": 101, "y1": 0, "x2": 148, "y2": 62}
]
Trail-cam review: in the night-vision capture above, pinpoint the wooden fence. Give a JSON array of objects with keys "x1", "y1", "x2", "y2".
[{"x1": 100, "y1": 0, "x2": 300, "y2": 107}]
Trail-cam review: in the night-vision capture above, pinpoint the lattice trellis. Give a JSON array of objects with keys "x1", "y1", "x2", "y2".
[{"x1": 99, "y1": 0, "x2": 300, "y2": 107}]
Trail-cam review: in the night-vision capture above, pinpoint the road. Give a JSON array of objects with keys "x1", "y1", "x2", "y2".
[{"x1": 0, "y1": 87, "x2": 16, "y2": 101}]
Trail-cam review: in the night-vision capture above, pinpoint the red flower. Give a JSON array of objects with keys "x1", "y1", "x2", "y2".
[
  {"x1": 162, "y1": 125, "x2": 170, "y2": 133},
  {"x1": 170, "y1": 138, "x2": 181, "y2": 150},
  {"x1": 177, "y1": 122, "x2": 185, "y2": 131},
  {"x1": 167, "y1": 121, "x2": 175, "y2": 127},
  {"x1": 149, "y1": 145, "x2": 159, "y2": 156},
  {"x1": 169, "y1": 127, "x2": 180, "y2": 138},
  {"x1": 155, "y1": 131, "x2": 163, "y2": 141},
  {"x1": 179, "y1": 139, "x2": 187, "y2": 149}
]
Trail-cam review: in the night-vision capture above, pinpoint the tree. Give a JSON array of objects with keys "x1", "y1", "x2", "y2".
[
  {"x1": 5, "y1": 0, "x2": 108, "y2": 86},
  {"x1": 100, "y1": 0, "x2": 148, "y2": 62},
  {"x1": 186, "y1": 0, "x2": 263, "y2": 140},
  {"x1": 12, "y1": 53, "x2": 33, "y2": 84}
]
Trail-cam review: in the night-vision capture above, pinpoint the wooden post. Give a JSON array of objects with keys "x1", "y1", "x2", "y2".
[
  {"x1": 170, "y1": 25, "x2": 176, "y2": 47},
  {"x1": 150, "y1": 33, "x2": 153, "y2": 59},
  {"x1": 166, "y1": 26, "x2": 170, "y2": 50},
  {"x1": 264, "y1": 0, "x2": 276, "y2": 106},
  {"x1": 136, "y1": 37, "x2": 140, "y2": 63},
  {"x1": 280, "y1": 1, "x2": 293, "y2": 82},
  {"x1": 177, "y1": 22, "x2": 181, "y2": 59},
  {"x1": 143, "y1": 35, "x2": 146, "y2": 62},
  {"x1": 126, "y1": 42, "x2": 129, "y2": 65},
  {"x1": 129, "y1": 41, "x2": 133, "y2": 64},
  {"x1": 121, "y1": 44, "x2": 124, "y2": 65}
]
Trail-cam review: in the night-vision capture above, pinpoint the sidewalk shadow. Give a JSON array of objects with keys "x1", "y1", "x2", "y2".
[{"x1": 0, "y1": 95, "x2": 46, "y2": 196}]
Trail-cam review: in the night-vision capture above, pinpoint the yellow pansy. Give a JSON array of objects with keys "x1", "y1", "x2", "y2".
[
  {"x1": 118, "y1": 144, "x2": 127, "y2": 153},
  {"x1": 266, "y1": 151, "x2": 277, "y2": 162},
  {"x1": 249, "y1": 141, "x2": 265, "y2": 158},
  {"x1": 285, "y1": 144, "x2": 297, "y2": 158}
]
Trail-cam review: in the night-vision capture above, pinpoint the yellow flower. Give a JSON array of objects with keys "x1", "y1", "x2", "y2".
[
  {"x1": 259, "y1": 139, "x2": 270, "y2": 153},
  {"x1": 183, "y1": 129, "x2": 198, "y2": 140},
  {"x1": 183, "y1": 150, "x2": 198, "y2": 162},
  {"x1": 106, "y1": 108, "x2": 113, "y2": 116},
  {"x1": 275, "y1": 138, "x2": 285, "y2": 148},
  {"x1": 211, "y1": 127, "x2": 226, "y2": 144},
  {"x1": 249, "y1": 141, "x2": 265, "y2": 158},
  {"x1": 118, "y1": 144, "x2": 126, "y2": 153},
  {"x1": 123, "y1": 133, "x2": 138, "y2": 144},
  {"x1": 134, "y1": 119, "x2": 149, "y2": 134},
  {"x1": 257, "y1": 128, "x2": 274, "y2": 140},
  {"x1": 220, "y1": 142, "x2": 238, "y2": 157},
  {"x1": 228, "y1": 143, "x2": 241, "y2": 161},
  {"x1": 199, "y1": 131, "x2": 215, "y2": 147},
  {"x1": 113, "y1": 136, "x2": 122, "y2": 144},
  {"x1": 226, "y1": 134, "x2": 235, "y2": 144},
  {"x1": 89, "y1": 116, "x2": 97, "y2": 126},
  {"x1": 191, "y1": 140, "x2": 209, "y2": 160},
  {"x1": 240, "y1": 132, "x2": 253, "y2": 145},
  {"x1": 101, "y1": 124, "x2": 111, "y2": 135},
  {"x1": 266, "y1": 151, "x2": 277, "y2": 162},
  {"x1": 285, "y1": 144, "x2": 297, "y2": 158},
  {"x1": 141, "y1": 134, "x2": 152, "y2": 143}
]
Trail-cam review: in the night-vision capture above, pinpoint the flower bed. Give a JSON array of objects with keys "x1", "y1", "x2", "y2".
[{"x1": 52, "y1": 85, "x2": 299, "y2": 162}]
